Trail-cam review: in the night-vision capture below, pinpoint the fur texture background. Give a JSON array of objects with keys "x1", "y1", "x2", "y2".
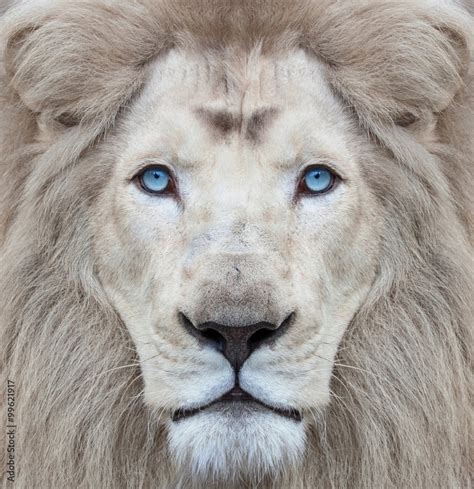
[{"x1": 0, "y1": 1, "x2": 473, "y2": 487}]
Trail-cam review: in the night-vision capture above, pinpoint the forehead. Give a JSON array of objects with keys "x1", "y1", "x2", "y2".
[{"x1": 118, "y1": 48, "x2": 356, "y2": 167}]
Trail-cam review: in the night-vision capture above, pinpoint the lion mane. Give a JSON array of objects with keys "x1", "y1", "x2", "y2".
[{"x1": 0, "y1": 1, "x2": 473, "y2": 488}]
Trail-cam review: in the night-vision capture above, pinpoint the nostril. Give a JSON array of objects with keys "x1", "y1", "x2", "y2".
[
  {"x1": 200, "y1": 328, "x2": 226, "y2": 353},
  {"x1": 248, "y1": 328, "x2": 277, "y2": 353},
  {"x1": 179, "y1": 313, "x2": 227, "y2": 353},
  {"x1": 247, "y1": 312, "x2": 295, "y2": 353}
]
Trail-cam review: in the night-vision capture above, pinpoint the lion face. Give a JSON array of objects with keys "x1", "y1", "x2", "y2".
[{"x1": 94, "y1": 48, "x2": 381, "y2": 481}]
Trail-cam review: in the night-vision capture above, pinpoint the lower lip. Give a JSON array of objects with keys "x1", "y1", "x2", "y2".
[{"x1": 172, "y1": 398, "x2": 302, "y2": 423}]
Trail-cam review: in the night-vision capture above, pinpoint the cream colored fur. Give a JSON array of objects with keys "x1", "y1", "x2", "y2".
[{"x1": 0, "y1": 1, "x2": 473, "y2": 488}]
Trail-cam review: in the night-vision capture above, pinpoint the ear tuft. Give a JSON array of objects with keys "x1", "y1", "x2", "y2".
[
  {"x1": 2, "y1": 1, "x2": 168, "y2": 129},
  {"x1": 305, "y1": 1, "x2": 472, "y2": 129}
]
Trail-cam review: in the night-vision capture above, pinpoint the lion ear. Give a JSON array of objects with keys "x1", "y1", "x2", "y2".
[
  {"x1": 308, "y1": 2, "x2": 472, "y2": 133},
  {"x1": 2, "y1": 2, "x2": 166, "y2": 134}
]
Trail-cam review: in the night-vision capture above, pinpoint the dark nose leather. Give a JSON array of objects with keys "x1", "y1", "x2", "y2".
[{"x1": 180, "y1": 313, "x2": 294, "y2": 371}]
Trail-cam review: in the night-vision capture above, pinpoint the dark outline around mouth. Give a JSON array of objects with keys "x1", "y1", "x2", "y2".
[{"x1": 171, "y1": 386, "x2": 302, "y2": 422}]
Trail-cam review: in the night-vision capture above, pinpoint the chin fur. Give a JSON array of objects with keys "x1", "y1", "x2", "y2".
[{"x1": 167, "y1": 407, "x2": 306, "y2": 488}]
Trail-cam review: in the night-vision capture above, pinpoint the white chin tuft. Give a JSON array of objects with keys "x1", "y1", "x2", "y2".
[{"x1": 167, "y1": 405, "x2": 306, "y2": 487}]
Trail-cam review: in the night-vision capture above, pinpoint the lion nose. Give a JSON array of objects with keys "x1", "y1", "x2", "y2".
[{"x1": 179, "y1": 313, "x2": 294, "y2": 371}]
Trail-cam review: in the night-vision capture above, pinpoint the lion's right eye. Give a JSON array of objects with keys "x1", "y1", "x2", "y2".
[{"x1": 135, "y1": 166, "x2": 176, "y2": 195}]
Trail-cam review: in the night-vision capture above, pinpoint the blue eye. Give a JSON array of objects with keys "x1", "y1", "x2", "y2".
[
  {"x1": 300, "y1": 166, "x2": 336, "y2": 195},
  {"x1": 137, "y1": 166, "x2": 174, "y2": 194}
]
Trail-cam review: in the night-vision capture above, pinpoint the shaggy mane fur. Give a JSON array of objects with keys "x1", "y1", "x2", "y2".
[{"x1": 1, "y1": 1, "x2": 473, "y2": 488}]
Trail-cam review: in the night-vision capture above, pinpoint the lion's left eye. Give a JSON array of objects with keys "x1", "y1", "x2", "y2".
[
  {"x1": 136, "y1": 166, "x2": 175, "y2": 195},
  {"x1": 298, "y1": 166, "x2": 338, "y2": 195}
]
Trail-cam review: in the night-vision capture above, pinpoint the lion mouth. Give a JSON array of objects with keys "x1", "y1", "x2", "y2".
[{"x1": 171, "y1": 386, "x2": 302, "y2": 422}]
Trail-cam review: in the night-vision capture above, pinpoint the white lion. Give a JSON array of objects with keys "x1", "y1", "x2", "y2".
[{"x1": 0, "y1": 1, "x2": 472, "y2": 488}]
